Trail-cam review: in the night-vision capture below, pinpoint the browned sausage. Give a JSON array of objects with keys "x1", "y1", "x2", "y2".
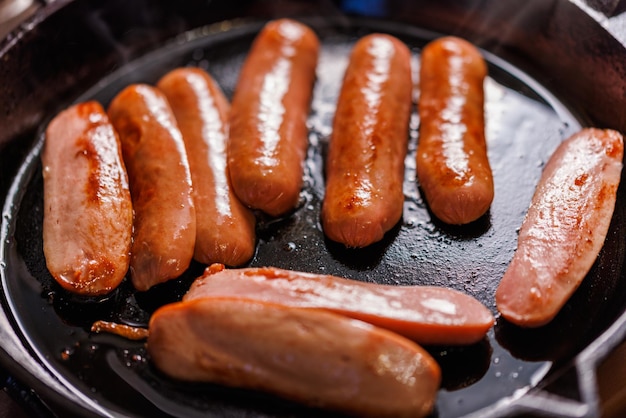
[
  {"x1": 42, "y1": 101, "x2": 133, "y2": 296},
  {"x1": 186, "y1": 263, "x2": 494, "y2": 345},
  {"x1": 416, "y1": 36, "x2": 494, "y2": 225},
  {"x1": 148, "y1": 297, "x2": 440, "y2": 418},
  {"x1": 108, "y1": 84, "x2": 196, "y2": 291},
  {"x1": 496, "y1": 128, "x2": 623, "y2": 327},
  {"x1": 157, "y1": 68, "x2": 256, "y2": 266},
  {"x1": 322, "y1": 33, "x2": 412, "y2": 247},
  {"x1": 228, "y1": 19, "x2": 320, "y2": 217}
]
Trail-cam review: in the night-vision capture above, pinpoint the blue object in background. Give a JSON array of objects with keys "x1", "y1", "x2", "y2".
[{"x1": 340, "y1": 0, "x2": 387, "y2": 17}]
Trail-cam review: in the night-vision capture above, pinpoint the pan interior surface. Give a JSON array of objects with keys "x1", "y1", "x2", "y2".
[{"x1": 4, "y1": 16, "x2": 624, "y2": 418}]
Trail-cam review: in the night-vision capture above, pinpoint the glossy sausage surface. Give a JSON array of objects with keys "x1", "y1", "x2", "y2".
[
  {"x1": 416, "y1": 36, "x2": 494, "y2": 225},
  {"x1": 42, "y1": 101, "x2": 133, "y2": 295},
  {"x1": 157, "y1": 68, "x2": 256, "y2": 266},
  {"x1": 186, "y1": 264, "x2": 494, "y2": 345},
  {"x1": 148, "y1": 297, "x2": 440, "y2": 418},
  {"x1": 108, "y1": 84, "x2": 196, "y2": 291},
  {"x1": 496, "y1": 128, "x2": 623, "y2": 327},
  {"x1": 228, "y1": 19, "x2": 320, "y2": 217},
  {"x1": 322, "y1": 33, "x2": 412, "y2": 247}
]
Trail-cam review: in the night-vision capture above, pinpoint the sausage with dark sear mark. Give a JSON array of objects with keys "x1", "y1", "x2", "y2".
[
  {"x1": 228, "y1": 19, "x2": 320, "y2": 217},
  {"x1": 496, "y1": 128, "x2": 624, "y2": 327},
  {"x1": 157, "y1": 68, "x2": 256, "y2": 266},
  {"x1": 148, "y1": 297, "x2": 440, "y2": 418},
  {"x1": 186, "y1": 264, "x2": 494, "y2": 345},
  {"x1": 322, "y1": 33, "x2": 412, "y2": 247},
  {"x1": 108, "y1": 84, "x2": 196, "y2": 291},
  {"x1": 417, "y1": 36, "x2": 494, "y2": 225},
  {"x1": 42, "y1": 101, "x2": 133, "y2": 296}
]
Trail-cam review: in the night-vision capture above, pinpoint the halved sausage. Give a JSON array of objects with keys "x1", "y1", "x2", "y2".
[
  {"x1": 496, "y1": 128, "x2": 624, "y2": 327},
  {"x1": 148, "y1": 297, "x2": 440, "y2": 418},
  {"x1": 185, "y1": 264, "x2": 494, "y2": 345},
  {"x1": 42, "y1": 101, "x2": 132, "y2": 296}
]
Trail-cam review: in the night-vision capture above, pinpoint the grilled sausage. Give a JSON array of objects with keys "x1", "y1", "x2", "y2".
[
  {"x1": 496, "y1": 128, "x2": 623, "y2": 327},
  {"x1": 227, "y1": 19, "x2": 320, "y2": 216},
  {"x1": 108, "y1": 84, "x2": 196, "y2": 291},
  {"x1": 322, "y1": 33, "x2": 412, "y2": 247},
  {"x1": 148, "y1": 297, "x2": 441, "y2": 418},
  {"x1": 416, "y1": 36, "x2": 494, "y2": 225},
  {"x1": 42, "y1": 101, "x2": 132, "y2": 296},
  {"x1": 186, "y1": 264, "x2": 494, "y2": 345},
  {"x1": 157, "y1": 68, "x2": 256, "y2": 266}
]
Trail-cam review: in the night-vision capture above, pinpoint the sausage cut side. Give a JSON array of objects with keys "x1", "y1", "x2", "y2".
[
  {"x1": 42, "y1": 101, "x2": 133, "y2": 296},
  {"x1": 496, "y1": 128, "x2": 624, "y2": 327},
  {"x1": 148, "y1": 297, "x2": 440, "y2": 418},
  {"x1": 185, "y1": 264, "x2": 494, "y2": 345}
]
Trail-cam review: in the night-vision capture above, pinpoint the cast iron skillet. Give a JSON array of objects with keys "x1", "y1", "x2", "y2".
[{"x1": 2, "y1": 0, "x2": 626, "y2": 417}]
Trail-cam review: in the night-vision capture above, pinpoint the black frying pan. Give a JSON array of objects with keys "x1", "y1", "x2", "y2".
[{"x1": 2, "y1": 0, "x2": 626, "y2": 416}]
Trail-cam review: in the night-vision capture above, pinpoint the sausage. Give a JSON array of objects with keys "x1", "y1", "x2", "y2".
[
  {"x1": 107, "y1": 84, "x2": 196, "y2": 291},
  {"x1": 157, "y1": 68, "x2": 256, "y2": 266},
  {"x1": 41, "y1": 101, "x2": 133, "y2": 296},
  {"x1": 496, "y1": 128, "x2": 624, "y2": 327},
  {"x1": 321, "y1": 33, "x2": 412, "y2": 247},
  {"x1": 148, "y1": 297, "x2": 440, "y2": 418},
  {"x1": 416, "y1": 36, "x2": 494, "y2": 225},
  {"x1": 186, "y1": 264, "x2": 494, "y2": 345},
  {"x1": 227, "y1": 19, "x2": 320, "y2": 216}
]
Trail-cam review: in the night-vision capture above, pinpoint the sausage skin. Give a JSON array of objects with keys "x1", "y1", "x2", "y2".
[
  {"x1": 496, "y1": 128, "x2": 623, "y2": 327},
  {"x1": 42, "y1": 101, "x2": 133, "y2": 296},
  {"x1": 108, "y1": 84, "x2": 196, "y2": 291},
  {"x1": 228, "y1": 19, "x2": 320, "y2": 216},
  {"x1": 186, "y1": 264, "x2": 494, "y2": 345},
  {"x1": 157, "y1": 68, "x2": 256, "y2": 266},
  {"x1": 416, "y1": 36, "x2": 494, "y2": 225},
  {"x1": 322, "y1": 34, "x2": 412, "y2": 247},
  {"x1": 148, "y1": 297, "x2": 440, "y2": 418}
]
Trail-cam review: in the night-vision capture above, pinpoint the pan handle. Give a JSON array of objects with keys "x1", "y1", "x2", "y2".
[
  {"x1": 595, "y1": 339, "x2": 626, "y2": 417},
  {"x1": 576, "y1": 0, "x2": 626, "y2": 43}
]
